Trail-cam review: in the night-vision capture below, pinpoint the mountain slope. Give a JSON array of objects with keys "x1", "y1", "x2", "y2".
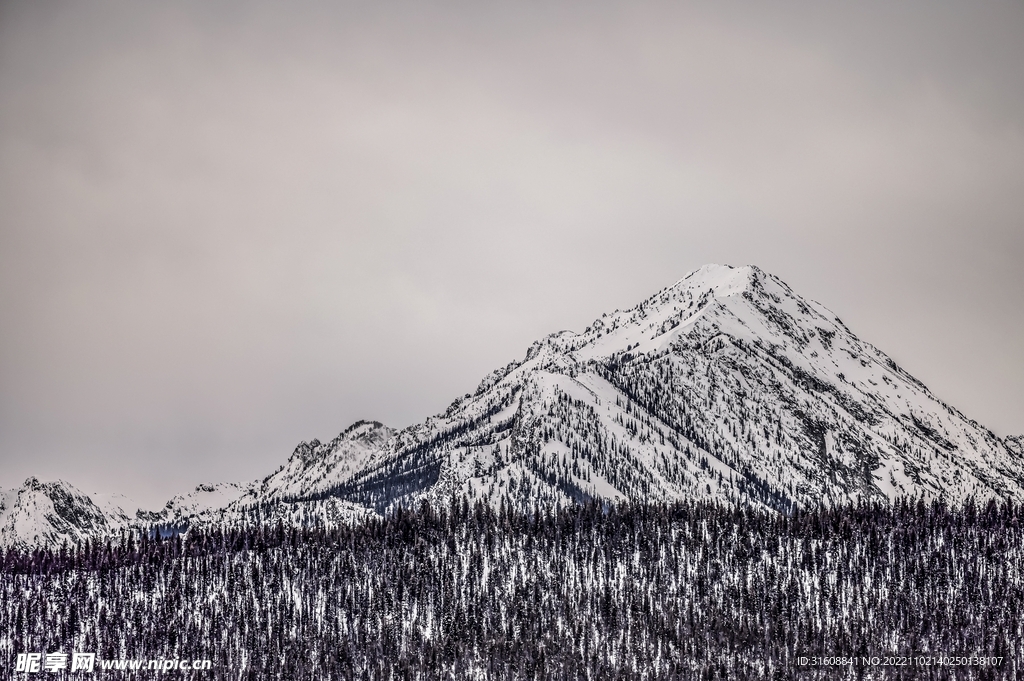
[
  {"x1": 7, "y1": 264, "x2": 1023, "y2": 546},
  {"x1": 0, "y1": 478, "x2": 149, "y2": 549},
  {"x1": 324, "y1": 265, "x2": 1024, "y2": 512},
  {"x1": 152, "y1": 422, "x2": 390, "y2": 533}
]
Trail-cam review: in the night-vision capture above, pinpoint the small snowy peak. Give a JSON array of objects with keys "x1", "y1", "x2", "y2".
[
  {"x1": 343, "y1": 419, "x2": 392, "y2": 442},
  {"x1": 0, "y1": 477, "x2": 134, "y2": 549},
  {"x1": 157, "y1": 420, "x2": 396, "y2": 531},
  {"x1": 254, "y1": 420, "x2": 395, "y2": 502},
  {"x1": 162, "y1": 482, "x2": 252, "y2": 519}
]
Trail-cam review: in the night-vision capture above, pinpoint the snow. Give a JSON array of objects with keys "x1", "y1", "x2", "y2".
[
  {"x1": 0, "y1": 478, "x2": 134, "y2": 549},
  {"x1": 163, "y1": 482, "x2": 251, "y2": 517},
  {"x1": 9, "y1": 264, "x2": 1024, "y2": 547},
  {"x1": 397, "y1": 260, "x2": 1024, "y2": 510}
]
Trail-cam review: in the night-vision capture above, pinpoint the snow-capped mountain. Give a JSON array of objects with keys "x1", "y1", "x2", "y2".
[
  {"x1": 311, "y1": 264, "x2": 1024, "y2": 513},
  {"x1": 0, "y1": 477, "x2": 153, "y2": 549},
  {"x1": 7, "y1": 265, "x2": 1024, "y2": 546}
]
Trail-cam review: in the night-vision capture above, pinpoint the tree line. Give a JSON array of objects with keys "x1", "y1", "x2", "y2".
[{"x1": 2, "y1": 498, "x2": 1022, "y2": 680}]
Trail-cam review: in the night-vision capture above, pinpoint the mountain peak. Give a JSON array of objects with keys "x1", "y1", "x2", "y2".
[
  {"x1": 341, "y1": 420, "x2": 391, "y2": 441},
  {"x1": 323, "y1": 264, "x2": 1024, "y2": 512},
  {"x1": 1, "y1": 477, "x2": 137, "y2": 549},
  {"x1": 254, "y1": 421, "x2": 396, "y2": 503},
  {"x1": 673, "y1": 263, "x2": 758, "y2": 298},
  {"x1": 8, "y1": 265, "x2": 1024, "y2": 547}
]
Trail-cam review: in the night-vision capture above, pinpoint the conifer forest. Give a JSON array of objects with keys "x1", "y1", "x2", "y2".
[{"x1": 2, "y1": 499, "x2": 1022, "y2": 680}]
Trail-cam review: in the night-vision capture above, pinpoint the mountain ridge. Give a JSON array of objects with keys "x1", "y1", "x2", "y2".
[{"x1": 4, "y1": 264, "x2": 1023, "y2": 547}]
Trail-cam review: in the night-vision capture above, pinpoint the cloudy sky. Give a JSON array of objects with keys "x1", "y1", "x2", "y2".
[{"x1": 1, "y1": 0, "x2": 1022, "y2": 508}]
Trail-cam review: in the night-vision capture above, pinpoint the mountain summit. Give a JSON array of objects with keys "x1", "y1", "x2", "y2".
[
  {"x1": 5, "y1": 265, "x2": 1023, "y2": 546},
  {"x1": 319, "y1": 264, "x2": 1024, "y2": 513},
  {"x1": 0, "y1": 477, "x2": 148, "y2": 549}
]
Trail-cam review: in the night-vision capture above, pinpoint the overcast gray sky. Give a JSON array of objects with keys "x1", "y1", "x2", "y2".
[{"x1": 1, "y1": 0, "x2": 1022, "y2": 508}]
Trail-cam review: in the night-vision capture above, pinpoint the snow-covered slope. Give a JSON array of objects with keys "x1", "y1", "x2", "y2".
[
  {"x1": 0, "y1": 422, "x2": 392, "y2": 546},
  {"x1": 153, "y1": 422, "x2": 390, "y2": 532},
  {"x1": 243, "y1": 420, "x2": 395, "y2": 503},
  {"x1": 160, "y1": 482, "x2": 252, "y2": 526},
  {"x1": 157, "y1": 486, "x2": 373, "y2": 535},
  {"x1": 0, "y1": 478, "x2": 146, "y2": 549},
  {"x1": 327, "y1": 264, "x2": 1024, "y2": 512},
  {"x1": 8, "y1": 265, "x2": 1024, "y2": 546}
]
